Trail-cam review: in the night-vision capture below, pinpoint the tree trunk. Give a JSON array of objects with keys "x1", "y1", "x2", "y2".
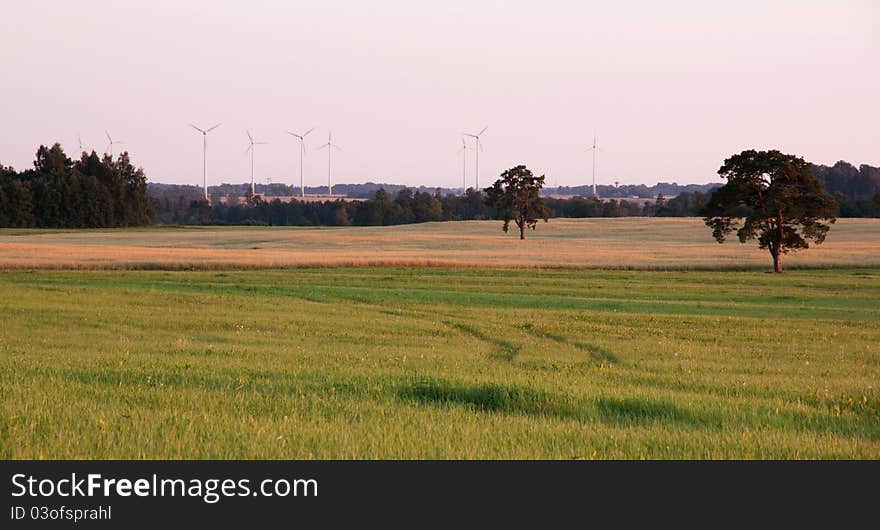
[
  {"x1": 520, "y1": 223, "x2": 525, "y2": 240},
  {"x1": 770, "y1": 246, "x2": 782, "y2": 273},
  {"x1": 774, "y1": 212, "x2": 784, "y2": 273}
]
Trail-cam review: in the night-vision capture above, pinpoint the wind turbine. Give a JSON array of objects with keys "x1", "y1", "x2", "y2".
[
  {"x1": 586, "y1": 134, "x2": 600, "y2": 198},
  {"x1": 287, "y1": 127, "x2": 315, "y2": 198},
  {"x1": 245, "y1": 130, "x2": 268, "y2": 196},
  {"x1": 190, "y1": 123, "x2": 221, "y2": 201},
  {"x1": 457, "y1": 138, "x2": 468, "y2": 193},
  {"x1": 105, "y1": 131, "x2": 125, "y2": 157},
  {"x1": 463, "y1": 126, "x2": 487, "y2": 190},
  {"x1": 77, "y1": 134, "x2": 86, "y2": 153},
  {"x1": 316, "y1": 131, "x2": 342, "y2": 196}
]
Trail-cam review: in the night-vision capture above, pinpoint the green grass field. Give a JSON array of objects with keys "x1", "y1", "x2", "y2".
[{"x1": 2, "y1": 266, "x2": 878, "y2": 459}]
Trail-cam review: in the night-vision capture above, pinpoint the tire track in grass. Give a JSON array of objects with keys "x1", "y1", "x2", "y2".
[
  {"x1": 443, "y1": 321, "x2": 521, "y2": 361},
  {"x1": 515, "y1": 323, "x2": 619, "y2": 364}
]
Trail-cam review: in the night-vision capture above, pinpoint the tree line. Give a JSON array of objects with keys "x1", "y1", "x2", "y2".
[
  {"x1": 0, "y1": 144, "x2": 152, "y2": 228},
  {"x1": 198, "y1": 180, "x2": 724, "y2": 200},
  {"x1": 151, "y1": 187, "x2": 675, "y2": 227},
  {"x1": 2, "y1": 143, "x2": 878, "y2": 228},
  {"x1": 151, "y1": 185, "x2": 876, "y2": 228}
]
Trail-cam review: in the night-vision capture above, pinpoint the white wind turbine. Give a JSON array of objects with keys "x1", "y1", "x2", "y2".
[
  {"x1": 316, "y1": 131, "x2": 342, "y2": 196},
  {"x1": 463, "y1": 126, "x2": 487, "y2": 190},
  {"x1": 245, "y1": 130, "x2": 268, "y2": 196},
  {"x1": 287, "y1": 127, "x2": 316, "y2": 198},
  {"x1": 458, "y1": 138, "x2": 468, "y2": 193},
  {"x1": 105, "y1": 131, "x2": 125, "y2": 157},
  {"x1": 586, "y1": 134, "x2": 600, "y2": 198},
  {"x1": 190, "y1": 123, "x2": 221, "y2": 201}
]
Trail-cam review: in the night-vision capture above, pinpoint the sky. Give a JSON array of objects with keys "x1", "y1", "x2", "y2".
[{"x1": 1, "y1": 0, "x2": 877, "y2": 189}]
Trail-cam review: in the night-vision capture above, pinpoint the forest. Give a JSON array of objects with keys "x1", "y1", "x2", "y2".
[{"x1": 0, "y1": 144, "x2": 152, "y2": 228}]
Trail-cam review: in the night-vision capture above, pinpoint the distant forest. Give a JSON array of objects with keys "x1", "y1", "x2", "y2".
[
  {"x1": 150, "y1": 160, "x2": 880, "y2": 226},
  {"x1": 166, "y1": 180, "x2": 722, "y2": 200},
  {"x1": 1, "y1": 144, "x2": 878, "y2": 228}
]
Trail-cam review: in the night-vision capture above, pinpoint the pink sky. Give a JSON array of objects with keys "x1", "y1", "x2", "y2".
[{"x1": 2, "y1": 0, "x2": 877, "y2": 188}]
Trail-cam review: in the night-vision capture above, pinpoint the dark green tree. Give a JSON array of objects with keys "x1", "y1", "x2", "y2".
[
  {"x1": 703, "y1": 150, "x2": 837, "y2": 273},
  {"x1": 113, "y1": 153, "x2": 153, "y2": 225},
  {"x1": 30, "y1": 144, "x2": 73, "y2": 226},
  {"x1": 0, "y1": 165, "x2": 36, "y2": 227},
  {"x1": 412, "y1": 190, "x2": 443, "y2": 222},
  {"x1": 484, "y1": 165, "x2": 549, "y2": 240}
]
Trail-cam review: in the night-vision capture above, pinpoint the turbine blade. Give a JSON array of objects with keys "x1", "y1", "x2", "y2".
[
  {"x1": 105, "y1": 131, "x2": 112, "y2": 142},
  {"x1": 303, "y1": 127, "x2": 315, "y2": 137},
  {"x1": 245, "y1": 145, "x2": 252, "y2": 154},
  {"x1": 479, "y1": 126, "x2": 488, "y2": 136},
  {"x1": 317, "y1": 144, "x2": 328, "y2": 151},
  {"x1": 190, "y1": 124, "x2": 205, "y2": 133},
  {"x1": 247, "y1": 130, "x2": 253, "y2": 143},
  {"x1": 207, "y1": 123, "x2": 221, "y2": 133}
]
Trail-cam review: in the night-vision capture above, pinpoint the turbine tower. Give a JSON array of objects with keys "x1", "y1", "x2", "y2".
[
  {"x1": 287, "y1": 127, "x2": 315, "y2": 198},
  {"x1": 463, "y1": 126, "x2": 487, "y2": 190},
  {"x1": 190, "y1": 123, "x2": 221, "y2": 201},
  {"x1": 316, "y1": 131, "x2": 342, "y2": 196},
  {"x1": 105, "y1": 131, "x2": 125, "y2": 157},
  {"x1": 245, "y1": 130, "x2": 267, "y2": 196},
  {"x1": 458, "y1": 138, "x2": 468, "y2": 193},
  {"x1": 587, "y1": 135, "x2": 600, "y2": 198}
]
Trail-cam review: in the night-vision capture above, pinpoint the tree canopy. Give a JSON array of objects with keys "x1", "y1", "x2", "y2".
[
  {"x1": 0, "y1": 144, "x2": 153, "y2": 228},
  {"x1": 484, "y1": 165, "x2": 549, "y2": 240},
  {"x1": 703, "y1": 149, "x2": 837, "y2": 273}
]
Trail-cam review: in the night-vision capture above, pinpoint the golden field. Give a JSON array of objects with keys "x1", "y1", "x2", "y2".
[{"x1": 1, "y1": 218, "x2": 879, "y2": 270}]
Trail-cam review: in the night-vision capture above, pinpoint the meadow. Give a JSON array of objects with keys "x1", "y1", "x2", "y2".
[
  {"x1": 1, "y1": 265, "x2": 878, "y2": 459},
  {"x1": 1, "y1": 217, "x2": 880, "y2": 270}
]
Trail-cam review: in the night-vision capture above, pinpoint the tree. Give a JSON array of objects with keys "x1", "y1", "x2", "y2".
[
  {"x1": 412, "y1": 190, "x2": 443, "y2": 222},
  {"x1": 113, "y1": 152, "x2": 154, "y2": 226},
  {"x1": 484, "y1": 165, "x2": 549, "y2": 240},
  {"x1": 0, "y1": 168, "x2": 36, "y2": 227},
  {"x1": 703, "y1": 150, "x2": 837, "y2": 273},
  {"x1": 655, "y1": 191, "x2": 709, "y2": 217}
]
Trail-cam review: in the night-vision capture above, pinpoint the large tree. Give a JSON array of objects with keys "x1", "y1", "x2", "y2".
[
  {"x1": 484, "y1": 165, "x2": 549, "y2": 240},
  {"x1": 703, "y1": 150, "x2": 837, "y2": 273}
]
